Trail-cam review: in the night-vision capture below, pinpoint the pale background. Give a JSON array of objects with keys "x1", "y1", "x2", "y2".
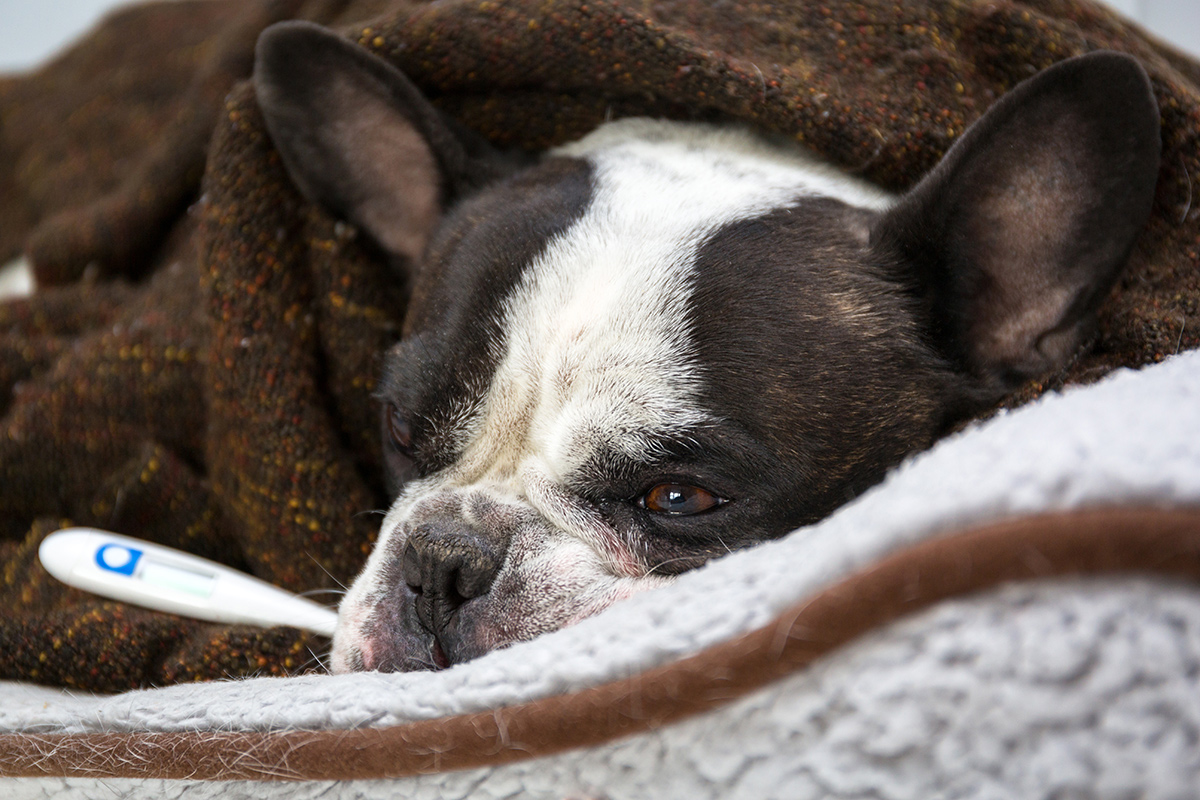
[{"x1": 0, "y1": 0, "x2": 1198, "y2": 72}]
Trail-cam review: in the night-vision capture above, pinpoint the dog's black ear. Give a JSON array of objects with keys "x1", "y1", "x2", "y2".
[
  {"x1": 254, "y1": 21, "x2": 511, "y2": 263},
  {"x1": 874, "y1": 51, "x2": 1160, "y2": 396}
]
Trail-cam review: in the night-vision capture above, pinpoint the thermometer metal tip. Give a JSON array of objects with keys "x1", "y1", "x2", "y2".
[{"x1": 39, "y1": 527, "x2": 339, "y2": 637}]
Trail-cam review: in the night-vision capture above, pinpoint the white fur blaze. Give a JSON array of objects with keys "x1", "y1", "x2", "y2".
[{"x1": 467, "y1": 118, "x2": 894, "y2": 487}]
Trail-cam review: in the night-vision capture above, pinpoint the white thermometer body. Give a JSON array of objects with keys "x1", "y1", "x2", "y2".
[{"x1": 38, "y1": 527, "x2": 338, "y2": 637}]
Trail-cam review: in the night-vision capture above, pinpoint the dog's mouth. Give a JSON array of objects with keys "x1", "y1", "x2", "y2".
[
  {"x1": 333, "y1": 580, "x2": 459, "y2": 673},
  {"x1": 430, "y1": 635, "x2": 451, "y2": 670},
  {"x1": 343, "y1": 576, "x2": 483, "y2": 672}
]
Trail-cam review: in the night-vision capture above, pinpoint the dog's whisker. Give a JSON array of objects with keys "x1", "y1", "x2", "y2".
[
  {"x1": 307, "y1": 645, "x2": 332, "y2": 671},
  {"x1": 304, "y1": 552, "x2": 349, "y2": 592},
  {"x1": 354, "y1": 509, "x2": 388, "y2": 518},
  {"x1": 297, "y1": 587, "x2": 345, "y2": 600},
  {"x1": 1180, "y1": 151, "x2": 1193, "y2": 224},
  {"x1": 643, "y1": 555, "x2": 710, "y2": 576},
  {"x1": 751, "y1": 61, "x2": 766, "y2": 103}
]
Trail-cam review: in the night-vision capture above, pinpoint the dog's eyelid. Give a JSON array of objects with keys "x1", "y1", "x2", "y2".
[
  {"x1": 633, "y1": 482, "x2": 730, "y2": 516},
  {"x1": 385, "y1": 402, "x2": 416, "y2": 454}
]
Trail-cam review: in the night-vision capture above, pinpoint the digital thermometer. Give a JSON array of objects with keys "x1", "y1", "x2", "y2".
[{"x1": 38, "y1": 527, "x2": 339, "y2": 637}]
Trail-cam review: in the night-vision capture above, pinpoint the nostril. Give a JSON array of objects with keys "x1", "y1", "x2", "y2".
[
  {"x1": 401, "y1": 522, "x2": 501, "y2": 618},
  {"x1": 401, "y1": 541, "x2": 424, "y2": 596},
  {"x1": 453, "y1": 548, "x2": 499, "y2": 599}
]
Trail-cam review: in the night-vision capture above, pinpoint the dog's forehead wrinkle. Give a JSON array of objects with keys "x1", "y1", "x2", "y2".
[{"x1": 441, "y1": 117, "x2": 895, "y2": 487}]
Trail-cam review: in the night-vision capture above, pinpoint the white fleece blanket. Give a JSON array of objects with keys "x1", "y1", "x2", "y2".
[{"x1": 4, "y1": 350, "x2": 1200, "y2": 798}]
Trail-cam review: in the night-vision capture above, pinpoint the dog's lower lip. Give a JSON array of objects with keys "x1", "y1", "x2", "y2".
[{"x1": 431, "y1": 637, "x2": 450, "y2": 670}]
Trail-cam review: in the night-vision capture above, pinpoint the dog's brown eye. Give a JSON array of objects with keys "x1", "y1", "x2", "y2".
[
  {"x1": 639, "y1": 483, "x2": 725, "y2": 515},
  {"x1": 386, "y1": 403, "x2": 413, "y2": 453}
]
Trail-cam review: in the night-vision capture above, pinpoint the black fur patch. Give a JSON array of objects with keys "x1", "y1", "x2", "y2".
[
  {"x1": 377, "y1": 157, "x2": 596, "y2": 488},
  {"x1": 606, "y1": 198, "x2": 959, "y2": 572}
]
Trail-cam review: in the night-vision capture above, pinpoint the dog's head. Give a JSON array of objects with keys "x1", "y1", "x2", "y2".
[{"x1": 254, "y1": 23, "x2": 1160, "y2": 672}]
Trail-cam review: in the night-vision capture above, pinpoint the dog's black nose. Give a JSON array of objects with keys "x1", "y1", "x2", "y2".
[{"x1": 402, "y1": 520, "x2": 502, "y2": 633}]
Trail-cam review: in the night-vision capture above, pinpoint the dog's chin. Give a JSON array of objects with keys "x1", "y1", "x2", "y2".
[
  {"x1": 330, "y1": 572, "x2": 676, "y2": 673},
  {"x1": 328, "y1": 596, "x2": 544, "y2": 674},
  {"x1": 329, "y1": 625, "x2": 431, "y2": 674},
  {"x1": 330, "y1": 621, "x2": 450, "y2": 674}
]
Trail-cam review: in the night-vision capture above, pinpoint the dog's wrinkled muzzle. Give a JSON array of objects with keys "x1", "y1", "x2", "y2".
[{"x1": 331, "y1": 485, "x2": 673, "y2": 673}]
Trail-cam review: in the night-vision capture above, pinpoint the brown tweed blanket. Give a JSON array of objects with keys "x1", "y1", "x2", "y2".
[{"x1": 0, "y1": 0, "x2": 1196, "y2": 692}]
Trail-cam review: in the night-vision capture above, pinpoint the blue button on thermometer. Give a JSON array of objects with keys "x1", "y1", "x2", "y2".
[{"x1": 39, "y1": 527, "x2": 338, "y2": 636}]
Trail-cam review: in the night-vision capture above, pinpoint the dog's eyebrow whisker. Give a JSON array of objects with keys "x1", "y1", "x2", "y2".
[
  {"x1": 355, "y1": 509, "x2": 389, "y2": 518},
  {"x1": 410, "y1": 333, "x2": 437, "y2": 373},
  {"x1": 643, "y1": 555, "x2": 703, "y2": 576}
]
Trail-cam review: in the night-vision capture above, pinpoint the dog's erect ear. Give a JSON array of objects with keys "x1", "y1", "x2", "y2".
[
  {"x1": 254, "y1": 21, "x2": 511, "y2": 263},
  {"x1": 875, "y1": 51, "x2": 1160, "y2": 395}
]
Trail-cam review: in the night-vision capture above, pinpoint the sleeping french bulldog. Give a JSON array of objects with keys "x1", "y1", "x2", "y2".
[{"x1": 253, "y1": 22, "x2": 1160, "y2": 672}]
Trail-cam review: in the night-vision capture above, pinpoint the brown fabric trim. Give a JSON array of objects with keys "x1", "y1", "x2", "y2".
[{"x1": 2, "y1": 506, "x2": 1199, "y2": 781}]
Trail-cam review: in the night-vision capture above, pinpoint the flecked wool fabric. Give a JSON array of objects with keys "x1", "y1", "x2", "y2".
[{"x1": 0, "y1": 0, "x2": 1197, "y2": 691}]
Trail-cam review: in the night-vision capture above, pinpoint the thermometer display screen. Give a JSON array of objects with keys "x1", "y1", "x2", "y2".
[{"x1": 139, "y1": 560, "x2": 217, "y2": 598}]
